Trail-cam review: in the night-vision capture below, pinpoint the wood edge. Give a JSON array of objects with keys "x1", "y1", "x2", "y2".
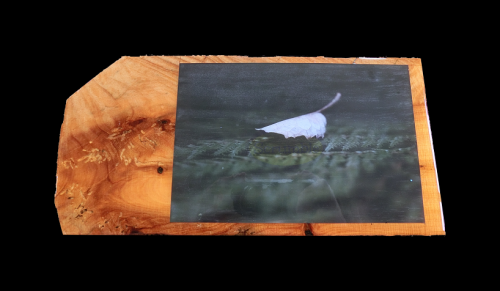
[
  {"x1": 143, "y1": 222, "x2": 445, "y2": 236},
  {"x1": 175, "y1": 56, "x2": 420, "y2": 65},
  {"x1": 308, "y1": 223, "x2": 443, "y2": 236},
  {"x1": 56, "y1": 56, "x2": 178, "y2": 235},
  {"x1": 409, "y1": 65, "x2": 445, "y2": 235},
  {"x1": 56, "y1": 57, "x2": 130, "y2": 208},
  {"x1": 353, "y1": 57, "x2": 421, "y2": 65},
  {"x1": 56, "y1": 56, "x2": 143, "y2": 196},
  {"x1": 65, "y1": 57, "x2": 130, "y2": 103},
  {"x1": 110, "y1": 56, "x2": 418, "y2": 66},
  {"x1": 141, "y1": 223, "x2": 307, "y2": 236}
]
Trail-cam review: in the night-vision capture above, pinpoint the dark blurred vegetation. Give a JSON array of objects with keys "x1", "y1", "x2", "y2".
[{"x1": 171, "y1": 120, "x2": 424, "y2": 223}]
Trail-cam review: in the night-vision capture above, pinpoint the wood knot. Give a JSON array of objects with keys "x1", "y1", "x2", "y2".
[
  {"x1": 128, "y1": 118, "x2": 145, "y2": 127},
  {"x1": 158, "y1": 119, "x2": 174, "y2": 131}
]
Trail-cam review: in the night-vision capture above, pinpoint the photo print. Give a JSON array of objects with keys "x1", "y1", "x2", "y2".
[{"x1": 170, "y1": 63, "x2": 424, "y2": 223}]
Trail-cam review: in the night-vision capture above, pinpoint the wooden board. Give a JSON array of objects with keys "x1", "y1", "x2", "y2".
[{"x1": 55, "y1": 56, "x2": 444, "y2": 235}]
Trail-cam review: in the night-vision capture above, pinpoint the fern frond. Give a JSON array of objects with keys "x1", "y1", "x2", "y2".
[
  {"x1": 389, "y1": 136, "x2": 404, "y2": 148},
  {"x1": 324, "y1": 138, "x2": 336, "y2": 152},
  {"x1": 342, "y1": 135, "x2": 361, "y2": 151},
  {"x1": 214, "y1": 141, "x2": 238, "y2": 156},
  {"x1": 361, "y1": 135, "x2": 376, "y2": 148},
  {"x1": 187, "y1": 142, "x2": 216, "y2": 160},
  {"x1": 376, "y1": 136, "x2": 389, "y2": 148},
  {"x1": 230, "y1": 140, "x2": 250, "y2": 158}
]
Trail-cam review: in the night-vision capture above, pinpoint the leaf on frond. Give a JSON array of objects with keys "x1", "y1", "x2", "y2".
[{"x1": 256, "y1": 93, "x2": 341, "y2": 139}]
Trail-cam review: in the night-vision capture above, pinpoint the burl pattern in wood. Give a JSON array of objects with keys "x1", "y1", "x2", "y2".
[{"x1": 55, "y1": 56, "x2": 444, "y2": 235}]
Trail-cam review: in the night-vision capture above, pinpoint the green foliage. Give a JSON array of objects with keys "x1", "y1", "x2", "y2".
[
  {"x1": 389, "y1": 136, "x2": 404, "y2": 148},
  {"x1": 178, "y1": 124, "x2": 418, "y2": 161},
  {"x1": 214, "y1": 140, "x2": 240, "y2": 156},
  {"x1": 187, "y1": 142, "x2": 217, "y2": 160},
  {"x1": 173, "y1": 119, "x2": 422, "y2": 223},
  {"x1": 312, "y1": 141, "x2": 323, "y2": 151},
  {"x1": 342, "y1": 135, "x2": 362, "y2": 151},
  {"x1": 376, "y1": 136, "x2": 389, "y2": 148},
  {"x1": 361, "y1": 135, "x2": 377, "y2": 148},
  {"x1": 324, "y1": 137, "x2": 343, "y2": 152},
  {"x1": 230, "y1": 139, "x2": 251, "y2": 158}
]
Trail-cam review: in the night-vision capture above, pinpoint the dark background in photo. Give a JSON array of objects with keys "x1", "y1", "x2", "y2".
[{"x1": 171, "y1": 63, "x2": 424, "y2": 223}]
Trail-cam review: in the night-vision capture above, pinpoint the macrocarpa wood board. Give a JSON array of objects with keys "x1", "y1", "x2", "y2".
[{"x1": 55, "y1": 56, "x2": 444, "y2": 235}]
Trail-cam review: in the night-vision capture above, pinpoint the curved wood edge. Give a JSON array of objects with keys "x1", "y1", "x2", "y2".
[
  {"x1": 56, "y1": 56, "x2": 443, "y2": 235},
  {"x1": 55, "y1": 56, "x2": 180, "y2": 235}
]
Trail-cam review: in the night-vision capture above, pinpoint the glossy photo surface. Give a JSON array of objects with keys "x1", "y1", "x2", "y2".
[{"x1": 170, "y1": 63, "x2": 424, "y2": 223}]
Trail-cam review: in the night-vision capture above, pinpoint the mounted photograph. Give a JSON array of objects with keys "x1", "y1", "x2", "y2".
[{"x1": 170, "y1": 63, "x2": 424, "y2": 223}]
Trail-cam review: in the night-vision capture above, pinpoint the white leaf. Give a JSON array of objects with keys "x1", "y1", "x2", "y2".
[{"x1": 256, "y1": 93, "x2": 341, "y2": 139}]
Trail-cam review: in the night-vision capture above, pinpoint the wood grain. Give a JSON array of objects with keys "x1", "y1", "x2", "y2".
[{"x1": 55, "y1": 56, "x2": 444, "y2": 235}]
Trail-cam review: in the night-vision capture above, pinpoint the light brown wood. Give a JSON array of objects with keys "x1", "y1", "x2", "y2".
[{"x1": 55, "y1": 56, "x2": 444, "y2": 235}]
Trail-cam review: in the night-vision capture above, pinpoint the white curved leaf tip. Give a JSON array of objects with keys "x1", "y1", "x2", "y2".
[{"x1": 256, "y1": 93, "x2": 341, "y2": 139}]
